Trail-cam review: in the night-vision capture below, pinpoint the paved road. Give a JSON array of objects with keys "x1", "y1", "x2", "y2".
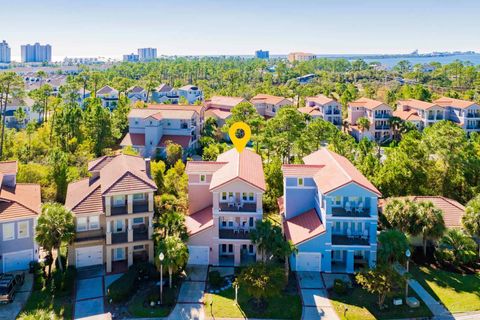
[
  {"x1": 167, "y1": 265, "x2": 207, "y2": 320},
  {"x1": 297, "y1": 272, "x2": 339, "y2": 320}
]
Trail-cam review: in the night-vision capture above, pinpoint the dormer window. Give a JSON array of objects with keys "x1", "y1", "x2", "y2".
[{"x1": 298, "y1": 178, "x2": 304, "y2": 186}]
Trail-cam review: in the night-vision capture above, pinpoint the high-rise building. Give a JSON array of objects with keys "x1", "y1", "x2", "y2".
[
  {"x1": 138, "y1": 48, "x2": 157, "y2": 61},
  {"x1": 0, "y1": 40, "x2": 11, "y2": 63},
  {"x1": 21, "y1": 43, "x2": 52, "y2": 63},
  {"x1": 123, "y1": 53, "x2": 139, "y2": 62},
  {"x1": 255, "y1": 50, "x2": 269, "y2": 59}
]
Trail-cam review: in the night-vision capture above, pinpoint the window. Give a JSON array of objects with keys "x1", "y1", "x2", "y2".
[
  {"x1": 115, "y1": 220, "x2": 125, "y2": 233},
  {"x1": 77, "y1": 217, "x2": 87, "y2": 232},
  {"x1": 298, "y1": 178, "x2": 304, "y2": 186},
  {"x1": 221, "y1": 219, "x2": 227, "y2": 227},
  {"x1": 133, "y1": 193, "x2": 145, "y2": 201},
  {"x1": 228, "y1": 192, "x2": 234, "y2": 199},
  {"x1": 334, "y1": 196, "x2": 342, "y2": 206},
  {"x1": 242, "y1": 192, "x2": 247, "y2": 201},
  {"x1": 221, "y1": 244, "x2": 227, "y2": 253},
  {"x1": 2, "y1": 223, "x2": 14, "y2": 241},
  {"x1": 133, "y1": 217, "x2": 144, "y2": 225},
  {"x1": 89, "y1": 216, "x2": 100, "y2": 230},
  {"x1": 133, "y1": 245, "x2": 144, "y2": 251},
  {"x1": 249, "y1": 217, "x2": 254, "y2": 227},
  {"x1": 18, "y1": 221, "x2": 29, "y2": 238},
  {"x1": 228, "y1": 244, "x2": 233, "y2": 253},
  {"x1": 248, "y1": 193, "x2": 254, "y2": 201},
  {"x1": 221, "y1": 192, "x2": 227, "y2": 201},
  {"x1": 113, "y1": 195, "x2": 125, "y2": 207},
  {"x1": 200, "y1": 174, "x2": 206, "y2": 183},
  {"x1": 335, "y1": 221, "x2": 341, "y2": 232},
  {"x1": 249, "y1": 245, "x2": 254, "y2": 254},
  {"x1": 227, "y1": 220, "x2": 234, "y2": 228},
  {"x1": 115, "y1": 248, "x2": 125, "y2": 260}
]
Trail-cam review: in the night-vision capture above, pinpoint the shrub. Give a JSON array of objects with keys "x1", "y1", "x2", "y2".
[
  {"x1": 107, "y1": 268, "x2": 138, "y2": 303},
  {"x1": 436, "y1": 229, "x2": 477, "y2": 267},
  {"x1": 333, "y1": 279, "x2": 347, "y2": 295},
  {"x1": 131, "y1": 262, "x2": 158, "y2": 280},
  {"x1": 208, "y1": 271, "x2": 223, "y2": 288}
]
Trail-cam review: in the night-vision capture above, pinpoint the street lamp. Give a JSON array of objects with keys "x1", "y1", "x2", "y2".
[
  {"x1": 405, "y1": 249, "x2": 411, "y2": 299},
  {"x1": 159, "y1": 252, "x2": 164, "y2": 305}
]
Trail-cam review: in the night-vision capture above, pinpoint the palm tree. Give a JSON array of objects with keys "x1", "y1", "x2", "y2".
[
  {"x1": 357, "y1": 116, "x2": 371, "y2": 133},
  {"x1": 157, "y1": 210, "x2": 187, "y2": 240},
  {"x1": 463, "y1": 195, "x2": 480, "y2": 255},
  {"x1": 272, "y1": 236, "x2": 297, "y2": 279},
  {"x1": 156, "y1": 235, "x2": 189, "y2": 288},
  {"x1": 35, "y1": 203, "x2": 75, "y2": 276},
  {"x1": 342, "y1": 119, "x2": 350, "y2": 133},
  {"x1": 250, "y1": 220, "x2": 276, "y2": 262},
  {"x1": 14, "y1": 107, "x2": 27, "y2": 126},
  {"x1": 142, "y1": 72, "x2": 160, "y2": 103},
  {"x1": 439, "y1": 229, "x2": 477, "y2": 266},
  {"x1": 389, "y1": 116, "x2": 403, "y2": 141},
  {"x1": 417, "y1": 201, "x2": 446, "y2": 256}
]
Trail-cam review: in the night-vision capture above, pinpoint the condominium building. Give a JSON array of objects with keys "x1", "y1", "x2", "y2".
[
  {"x1": 138, "y1": 48, "x2": 157, "y2": 61},
  {"x1": 185, "y1": 148, "x2": 266, "y2": 266},
  {"x1": 281, "y1": 148, "x2": 381, "y2": 273},
  {"x1": 120, "y1": 104, "x2": 204, "y2": 158},
  {"x1": 96, "y1": 85, "x2": 119, "y2": 109},
  {"x1": 287, "y1": 52, "x2": 316, "y2": 63},
  {"x1": 299, "y1": 95, "x2": 342, "y2": 127},
  {"x1": 66, "y1": 155, "x2": 156, "y2": 273},
  {"x1": 250, "y1": 94, "x2": 292, "y2": 118},
  {"x1": 348, "y1": 97, "x2": 393, "y2": 142},
  {"x1": 434, "y1": 97, "x2": 480, "y2": 133},
  {"x1": 395, "y1": 99, "x2": 445, "y2": 130},
  {"x1": 204, "y1": 96, "x2": 248, "y2": 126},
  {"x1": 123, "y1": 53, "x2": 139, "y2": 62},
  {"x1": 21, "y1": 43, "x2": 52, "y2": 63},
  {"x1": 0, "y1": 40, "x2": 11, "y2": 63},
  {"x1": 255, "y1": 50, "x2": 269, "y2": 59}
]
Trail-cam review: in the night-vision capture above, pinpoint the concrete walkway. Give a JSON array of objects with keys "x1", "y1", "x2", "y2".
[
  {"x1": 74, "y1": 265, "x2": 107, "y2": 320},
  {"x1": 395, "y1": 264, "x2": 454, "y2": 320},
  {"x1": 296, "y1": 272, "x2": 340, "y2": 320},
  {"x1": 167, "y1": 265, "x2": 208, "y2": 320}
]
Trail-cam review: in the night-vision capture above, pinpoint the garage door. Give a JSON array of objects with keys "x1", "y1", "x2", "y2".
[
  {"x1": 76, "y1": 246, "x2": 103, "y2": 268},
  {"x1": 296, "y1": 253, "x2": 321, "y2": 272},
  {"x1": 187, "y1": 246, "x2": 209, "y2": 265},
  {"x1": 4, "y1": 250, "x2": 33, "y2": 272}
]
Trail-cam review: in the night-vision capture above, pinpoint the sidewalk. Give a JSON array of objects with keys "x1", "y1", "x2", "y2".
[{"x1": 394, "y1": 263, "x2": 454, "y2": 320}]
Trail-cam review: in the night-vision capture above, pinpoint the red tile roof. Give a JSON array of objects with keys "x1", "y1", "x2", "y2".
[
  {"x1": 158, "y1": 135, "x2": 191, "y2": 148},
  {"x1": 210, "y1": 148, "x2": 266, "y2": 191},
  {"x1": 434, "y1": 97, "x2": 477, "y2": 109},
  {"x1": 398, "y1": 99, "x2": 441, "y2": 111},
  {"x1": 393, "y1": 109, "x2": 422, "y2": 121},
  {"x1": 65, "y1": 178, "x2": 103, "y2": 214},
  {"x1": 251, "y1": 94, "x2": 291, "y2": 106},
  {"x1": 186, "y1": 161, "x2": 227, "y2": 174},
  {"x1": 0, "y1": 184, "x2": 41, "y2": 221},
  {"x1": 186, "y1": 206, "x2": 213, "y2": 236},
  {"x1": 120, "y1": 133, "x2": 146, "y2": 147},
  {"x1": 283, "y1": 208, "x2": 325, "y2": 245},
  {"x1": 381, "y1": 196, "x2": 465, "y2": 228},
  {"x1": 282, "y1": 164, "x2": 324, "y2": 176},
  {"x1": 0, "y1": 161, "x2": 18, "y2": 175},
  {"x1": 306, "y1": 94, "x2": 336, "y2": 105},
  {"x1": 298, "y1": 106, "x2": 322, "y2": 117},
  {"x1": 206, "y1": 96, "x2": 247, "y2": 108},
  {"x1": 205, "y1": 108, "x2": 232, "y2": 120},
  {"x1": 284, "y1": 148, "x2": 381, "y2": 196},
  {"x1": 349, "y1": 97, "x2": 387, "y2": 110}
]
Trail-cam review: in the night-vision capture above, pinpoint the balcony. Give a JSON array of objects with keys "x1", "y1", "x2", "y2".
[
  {"x1": 132, "y1": 225, "x2": 149, "y2": 241},
  {"x1": 219, "y1": 228, "x2": 251, "y2": 240},
  {"x1": 111, "y1": 231, "x2": 128, "y2": 244},
  {"x1": 133, "y1": 202, "x2": 149, "y2": 213},
  {"x1": 331, "y1": 207, "x2": 370, "y2": 218},
  {"x1": 466, "y1": 113, "x2": 480, "y2": 118},
  {"x1": 219, "y1": 203, "x2": 257, "y2": 213},
  {"x1": 332, "y1": 234, "x2": 369, "y2": 246},
  {"x1": 375, "y1": 125, "x2": 390, "y2": 130},
  {"x1": 75, "y1": 228, "x2": 104, "y2": 242},
  {"x1": 374, "y1": 113, "x2": 391, "y2": 119}
]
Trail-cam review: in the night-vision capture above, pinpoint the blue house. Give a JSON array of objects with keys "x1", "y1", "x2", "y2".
[{"x1": 281, "y1": 148, "x2": 381, "y2": 273}]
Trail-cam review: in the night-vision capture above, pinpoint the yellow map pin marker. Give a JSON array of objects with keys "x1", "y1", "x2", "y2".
[{"x1": 229, "y1": 121, "x2": 251, "y2": 153}]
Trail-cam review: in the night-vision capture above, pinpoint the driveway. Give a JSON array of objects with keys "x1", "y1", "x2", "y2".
[
  {"x1": 168, "y1": 265, "x2": 208, "y2": 320},
  {"x1": 74, "y1": 265, "x2": 106, "y2": 320},
  {"x1": 297, "y1": 272, "x2": 339, "y2": 320},
  {"x1": 0, "y1": 272, "x2": 33, "y2": 319}
]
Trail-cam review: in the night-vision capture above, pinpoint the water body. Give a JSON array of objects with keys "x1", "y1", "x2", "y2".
[{"x1": 315, "y1": 54, "x2": 480, "y2": 68}]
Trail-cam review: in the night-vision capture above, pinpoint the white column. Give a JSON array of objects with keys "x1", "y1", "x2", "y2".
[
  {"x1": 106, "y1": 220, "x2": 112, "y2": 244},
  {"x1": 105, "y1": 196, "x2": 111, "y2": 216},
  {"x1": 127, "y1": 194, "x2": 133, "y2": 214},
  {"x1": 106, "y1": 248, "x2": 112, "y2": 273},
  {"x1": 148, "y1": 192, "x2": 154, "y2": 212},
  {"x1": 127, "y1": 247, "x2": 133, "y2": 267},
  {"x1": 148, "y1": 216, "x2": 153, "y2": 239},
  {"x1": 128, "y1": 218, "x2": 133, "y2": 242}
]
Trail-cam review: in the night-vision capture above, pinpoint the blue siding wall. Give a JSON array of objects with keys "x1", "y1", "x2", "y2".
[{"x1": 284, "y1": 177, "x2": 317, "y2": 219}]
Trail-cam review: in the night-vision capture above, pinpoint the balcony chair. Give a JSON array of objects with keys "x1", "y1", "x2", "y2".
[
  {"x1": 361, "y1": 229, "x2": 369, "y2": 240},
  {"x1": 345, "y1": 202, "x2": 352, "y2": 213},
  {"x1": 228, "y1": 197, "x2": 235, "y2": 208},
  {"x1": 357, "y1": 202, "x2": 364, "y2": 213},
  {"x1": 347, "y1": 228, "x2": 353, "y2": 239},
  {"x1": 237, "y1": 202, "x2": 244, "y2": 211}
]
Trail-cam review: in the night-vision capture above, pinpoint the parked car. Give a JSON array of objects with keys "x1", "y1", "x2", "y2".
[{"x1": 0, "y1": 273, "x2": 25, "y2": 303}]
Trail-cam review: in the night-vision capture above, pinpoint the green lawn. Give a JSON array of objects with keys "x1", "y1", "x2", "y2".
[
  {"x1": 205, "y1": 286, "x2": 302, "y2": 320},
  {"x1": 127, "y1": 284, "x2": 178, "y2": 318},
  {"x1": 329, "y1": 286, "x2": 433, "y2": 320},
  {"x1": 18, "y1": 266, "x2": 75, "y2": 320},
  {"x1": 410, "y1": 264, "x2": 480, "y2": 313}
]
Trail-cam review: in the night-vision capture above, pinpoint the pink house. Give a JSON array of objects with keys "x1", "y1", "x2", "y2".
[{"x1": 185, "y1": 148, "x2": 266, "y2": 266}]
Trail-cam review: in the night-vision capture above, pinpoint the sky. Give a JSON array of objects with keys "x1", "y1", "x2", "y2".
[{"x1": 1, "y1": 0, "x2": 480, "y2": 61}]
